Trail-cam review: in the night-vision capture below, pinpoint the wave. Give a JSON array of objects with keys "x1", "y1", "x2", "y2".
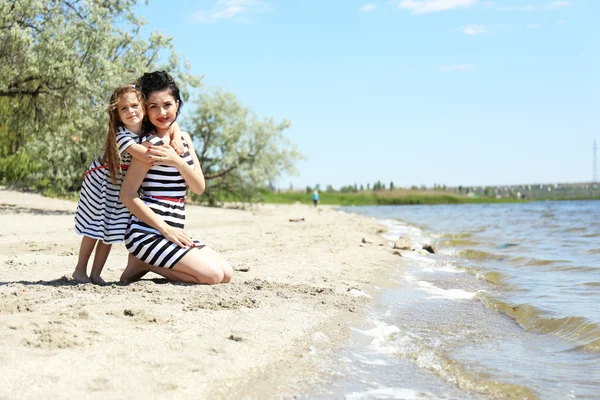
[
  {"x1": 480, "y1": 271, "x2": 506, "y2": 285},
  {"x1": 583, "y1": 233, "x2": 600, "y2": 238},
  {"x1": 574, "y1": 281, "x2": 600, "y2": 288},
  {"x1": 476, "y1": 293, "x2": 600, "y2": 352},
  {"x1": 561, "y1": 226, "x2": 588, "y2": 233},
  {"x1": 356, "y1": 322, "x2": 538, "y2": 399},
  {"x1": 459, "y1": 249, "x2": 505, "y2": 262},
  {"x1": 440, "y1": 238, "x2": 480, "y2": 246}
]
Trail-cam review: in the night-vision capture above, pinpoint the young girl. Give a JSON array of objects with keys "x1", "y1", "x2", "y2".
[{"x1": 72, "y1": 85, "x2": 183, "y2": 284}]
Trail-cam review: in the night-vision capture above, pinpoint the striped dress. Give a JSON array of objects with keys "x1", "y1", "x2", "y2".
[
  {"x1": 74, "y1": 126, "x2": 139, "y2": 243},
  {"x1": 124, "y1": 134, "x2": 204, "y2": 268}
]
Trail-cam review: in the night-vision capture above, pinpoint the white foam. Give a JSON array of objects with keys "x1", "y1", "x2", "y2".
[
  {"x1": 404, "y1": 275, "x2": 475, "y2": 300},
  {"x1": 397, "y1": 251, "x2": 437, "y2": 265},
  {"x1": 379, "y1": 219, "x2": 438, "y2": 251},
  {"x1": 345, "y1": 387, "x2": 426, "y2": 400},
  {"x1": 312, "y1": 332, "x2": 330, "y2": 343},
  {"x1": 421, "y1": 261, "x2": 464, "y2": 274},
  {"x1": 348, "y1": 289, "x2": 372, "y2": 298},
  {"x1": 353, "y1": 322, "x2": 401, "y2": 355},
  {"x1": 352, "y1": 354, "x2": 389, "y2": 366}
]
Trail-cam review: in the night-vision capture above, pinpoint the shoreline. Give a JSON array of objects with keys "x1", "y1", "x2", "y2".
[{"x1": 0, "y1": 188, "x2": 400, "y2": 398}]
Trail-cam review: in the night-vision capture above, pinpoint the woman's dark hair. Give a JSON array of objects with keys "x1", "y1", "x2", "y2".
[{"x1": 136, "y1": 70, "x2": 183, "y2": 119}]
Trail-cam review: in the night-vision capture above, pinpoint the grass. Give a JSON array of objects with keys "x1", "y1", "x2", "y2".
[{"x1": 261, "y1": 190, "x2": 522, "y2": 206}]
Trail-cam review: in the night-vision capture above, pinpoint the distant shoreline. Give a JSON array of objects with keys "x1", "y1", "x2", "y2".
[{"x1": 261, "y1": 190, "x2": 600, "y2": 206}]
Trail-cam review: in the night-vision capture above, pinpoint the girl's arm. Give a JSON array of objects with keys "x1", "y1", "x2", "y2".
[
  {"x1": 169, "y1": 122, "x2": 185, "y2": 156},
  {"x1": 147, "y1": 132, "x2": 206, "y2": 195},
  {"x1": 116, "y1": 131, "x2": 151, "y2": 165},
  {"x1": 120, "y1": 155, "x2": 194, "y2": 248},
  {"x1": 126, "y1": 143, "x2": 153, "y2": 165}
]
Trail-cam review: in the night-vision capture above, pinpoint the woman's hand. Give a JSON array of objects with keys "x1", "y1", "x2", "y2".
[
  {"x1": 146, "y1": 144, "x2": 182, "y2": 167},
  {"x1": 159, "y1": 225, "x2": 194, "y2": 248}
]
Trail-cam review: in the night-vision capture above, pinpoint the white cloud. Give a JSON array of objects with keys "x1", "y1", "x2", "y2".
[
  {"x1": 461, "y1": 24, "x2": 486, "y2": 35},
  {"x1": 546, "y1": 1, "x2": 569, "y2": 9},
  {"x1": 189, "y1": 0, "x2": 272, "y2": 24},
  {"x1": 397, "y1": 0, "x2": 477, "y2": 14},
  {"x1": 556, "y1": 19, "x2": 565, "y2": 24},
  {"x1": 440, "y1": 64, "x2": 476, "y2": 71},
  {"x1": 360, "y1": 4, "x2": 377, "y2": 12},
  {"x1": 497, "y1": 1, "x2": 569, "y2": 11},
  {"x1": 483, "y1": 1, "x2": 495, "y2": 7},
  {"x1": 527, "y1": 23, "x2": 541, "y2": 28},
  {"x1": 496, "y1": 5, "x2": 536, "y2": 11}
]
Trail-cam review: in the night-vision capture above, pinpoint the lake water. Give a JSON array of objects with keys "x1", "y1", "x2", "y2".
[{"x1": 306, "y1": 201, "x2": 600, "y2": 399}]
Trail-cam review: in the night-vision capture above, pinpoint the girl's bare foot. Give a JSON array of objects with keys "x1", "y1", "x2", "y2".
[
  {"x1": 90, "y1": 275, "x2": 107, "y2": 286},
  {"x1": 120, "y1": 262, "x2": 149, "y2": 284},
  {"x1": 72, "y1": 270, "x2": 91, "y2": 283}
]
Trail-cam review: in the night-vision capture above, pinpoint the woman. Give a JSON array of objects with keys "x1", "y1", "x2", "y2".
[{"x1": 119, "y1": 71, "x2": 232, "y2": 284}]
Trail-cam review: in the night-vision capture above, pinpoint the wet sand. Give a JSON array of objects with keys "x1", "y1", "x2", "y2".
[{"x1": 0, "y1": 188, "x2": 398, "y2": 399}]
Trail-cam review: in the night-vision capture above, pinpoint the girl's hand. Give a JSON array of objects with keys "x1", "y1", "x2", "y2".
[
  {"x1": 169, "y1": 124, "x2": 185, "y2": 156},
  {"x1": 146, "y1": 145, "x2": 182, "y2": 167},
  {"x1": 159, "y1": 225, "x2": 194, "y2": 248},
  {"x1": 170, "y1": 137, "x2": 185, "y2": 156}
]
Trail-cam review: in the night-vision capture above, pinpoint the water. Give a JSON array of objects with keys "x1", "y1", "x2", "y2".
[{"x1": 307, "y1": 201, "x2": 600, "y2": 399}]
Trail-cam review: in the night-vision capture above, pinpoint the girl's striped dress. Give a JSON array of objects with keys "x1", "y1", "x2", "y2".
[
  {"x1": 74, "y1": 126, "x2": 139, "y2": 243},
  {"x1": 124, "y1": 134, "x2": 204, "y2": 268}
]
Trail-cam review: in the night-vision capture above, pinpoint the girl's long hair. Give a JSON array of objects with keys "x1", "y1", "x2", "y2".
[{"x1": 102, "y1": 85, "x2": 143, "y2": 184}]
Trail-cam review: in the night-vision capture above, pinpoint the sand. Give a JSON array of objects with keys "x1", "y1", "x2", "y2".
[{"x1": 0, "y1": 188, "x2": 399, "y2": 399}]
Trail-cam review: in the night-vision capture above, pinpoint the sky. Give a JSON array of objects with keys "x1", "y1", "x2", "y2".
[{"x1": 133, "y1": 0, "x2": 599, "y2": 189}]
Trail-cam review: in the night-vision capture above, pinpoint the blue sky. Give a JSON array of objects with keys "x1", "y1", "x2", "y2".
[{"x1": 135, "y1": 0, "x2": 598, "y2": 189}]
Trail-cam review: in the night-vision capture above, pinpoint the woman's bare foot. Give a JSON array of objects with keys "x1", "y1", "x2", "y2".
[
  {"x1": 90, "y1": 275, "x2": 107, "y2": 286},
  {"x1": 120, "y1": 262, "x2": 149, "y2": 284},
  {"x1": 72, "y1": 269, "x2": 91, "y2": 283}
]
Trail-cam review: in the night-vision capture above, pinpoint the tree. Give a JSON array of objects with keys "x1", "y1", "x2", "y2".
[
  {"x1": 389, "y1": 181, "x2": 394, "y2": 191},
  {"x1": 186, "y1": 88, "x2": 303, "y2": 204},
  {"x1": 0, "y1": 0, "x2": 200, "y2": 194}
]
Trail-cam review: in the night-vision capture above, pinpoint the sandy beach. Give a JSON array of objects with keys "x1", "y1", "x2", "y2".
[{"x1": 0, "y1": 188, "x2": 399, "y2": 399}]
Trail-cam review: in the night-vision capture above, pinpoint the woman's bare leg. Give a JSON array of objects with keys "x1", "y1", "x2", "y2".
[
  {"x1": 120, "y1": 254, "x2": 200, "y2": 284},
  {"x1": 120, "y1": 254, "x2": 150, "y2": 284},
  {"x1": 121, "y1": 247, "x2": 232, "y2": 285},
  {"x1": 72, "y1": 236, "x2": 97, "y2": 283},
  {"x1": 90, "y1": 242, "x2": 111, "y2": 285},
  {"x1": 172, "y1": 246, "x2": 233, "y2": 284}
]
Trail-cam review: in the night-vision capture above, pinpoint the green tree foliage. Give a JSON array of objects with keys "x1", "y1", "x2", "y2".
[
  {"x1": 185, "y1": 88, "x2": 303, "y2": 205},
  {"x1": 0, "y1": 0, "x2": 199, "y2": 194}
]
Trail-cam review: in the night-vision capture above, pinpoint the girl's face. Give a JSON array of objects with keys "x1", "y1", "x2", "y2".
[
  {"x1": 146, "y1": 90, "x2": 179, "y2": 133},
  {"x1": 117, "y1": 92, "x2": 144, "y2": 133}
]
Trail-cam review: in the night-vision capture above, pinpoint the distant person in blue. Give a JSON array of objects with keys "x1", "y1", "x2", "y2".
[{"x1": 312, "y1": 189, "x2": 319, "y2": 207}]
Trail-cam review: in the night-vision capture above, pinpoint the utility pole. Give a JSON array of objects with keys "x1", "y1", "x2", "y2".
[{"x1": 594, "y1": 139, "x2": 598, "y2": 187}]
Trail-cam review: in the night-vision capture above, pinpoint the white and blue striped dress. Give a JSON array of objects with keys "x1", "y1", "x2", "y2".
[
  {"x1": 124, "y1": 134, "x2": 204, "y2": 268},
  {"x1": 74, "y1": 126, "x2": 139, "y2": 243}
]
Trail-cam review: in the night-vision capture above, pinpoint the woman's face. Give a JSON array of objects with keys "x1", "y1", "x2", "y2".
[
  {"x1": 117, "y1": 92, "x2": 144, "y2": 132},
  {"x1": 146, "y1": 90, "x2": 179, "y2": 133}
]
